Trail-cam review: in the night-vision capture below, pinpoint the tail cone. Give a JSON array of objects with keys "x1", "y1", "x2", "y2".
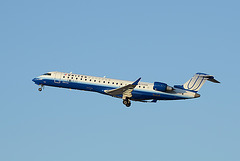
[{"x1": 194, "y1": 93, "x2": 201, "y2": 98}]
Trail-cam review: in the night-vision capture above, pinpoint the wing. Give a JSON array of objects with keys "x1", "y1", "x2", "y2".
[{"x1": 104, "y1": 78, "x2": 141, "y2": 99}]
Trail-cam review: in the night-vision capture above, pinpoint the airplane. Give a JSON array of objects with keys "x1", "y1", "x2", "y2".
[{"x1": 32, "y1": 72, "x2": 220, "y2": 107}]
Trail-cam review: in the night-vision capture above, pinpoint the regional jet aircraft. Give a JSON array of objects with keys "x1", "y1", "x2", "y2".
[{"x1": 32, "y1": 72, "x2": 220, "y2": 107}]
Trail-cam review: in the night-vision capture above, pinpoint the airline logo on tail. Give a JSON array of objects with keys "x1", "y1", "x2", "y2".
[{"x1": 183, "y1": 73, "x2": 220, "y2": 92}]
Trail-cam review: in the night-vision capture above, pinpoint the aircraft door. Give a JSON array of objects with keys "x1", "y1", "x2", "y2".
[{"x1": 54, "y1": 72, "x2": 61, "y2": 84}]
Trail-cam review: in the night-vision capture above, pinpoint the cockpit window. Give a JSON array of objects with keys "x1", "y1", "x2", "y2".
[{"x1": 43, "y1": 73, "x2": 51, "y2": 76}]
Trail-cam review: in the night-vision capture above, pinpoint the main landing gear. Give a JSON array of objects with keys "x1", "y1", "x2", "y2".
[
  {"x1": 38, "y1": 85, "x2": 44, "y2": 91},
  {"x1": 123, "y1": 98, "x2": 131, "y2": 107}
]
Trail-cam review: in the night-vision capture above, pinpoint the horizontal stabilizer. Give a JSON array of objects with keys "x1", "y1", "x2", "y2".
[
  {"x1": 200, "y1": 74, "x2": 220, "y2": 83},
  {"x1": 208, "y1": 78, "x2": 220, "y2": 83}
]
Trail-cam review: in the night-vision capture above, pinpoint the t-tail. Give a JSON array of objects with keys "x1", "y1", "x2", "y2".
[{"x1": 174, "y1": 73, "x2": 220, "y2": 92}]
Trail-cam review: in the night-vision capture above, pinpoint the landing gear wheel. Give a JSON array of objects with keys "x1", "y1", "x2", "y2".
[
  {"x1": 126, "y1": 102, "x2": 131, "y2": 107},
  {"x1": 123, "y1": 99, "x2": 131, "y2": 107},
  {"x1": 123, "y1": 100, "x2": 128, "y2": 105},
  {"x1": 38, "y1": 88, "x2": 42, "y2": 91}
]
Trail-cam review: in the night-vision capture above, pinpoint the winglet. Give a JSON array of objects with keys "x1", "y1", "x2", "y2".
[{"x1": 132, "y1": 77, "x2": 141, "y2": 85}]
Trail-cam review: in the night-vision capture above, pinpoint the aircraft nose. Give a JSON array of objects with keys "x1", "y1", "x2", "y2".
[{"x1": 32, "y1": 78, "x2": 37, "y2": 82}]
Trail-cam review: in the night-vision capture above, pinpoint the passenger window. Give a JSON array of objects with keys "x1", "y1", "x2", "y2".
[
  {"x1": 103, "y1": 81, "x2": 105, "y2": 83},
  {"x1": 94, "y1": 80, "x2": 96, "y2": 82},
  {"x1": 63, "y1": 76, "x2": 65, "y2": 78},
  {"x1": 112, "y1": 82, "x2": 114, "y2": 84},
  {"x1": 116, "y1": 83, "x2": 118, "y2": 85}
]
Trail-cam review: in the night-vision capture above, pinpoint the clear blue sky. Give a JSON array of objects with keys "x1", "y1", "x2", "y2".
[{"x1": 0, "y1": 0, "x2": 239, "y2": 161}]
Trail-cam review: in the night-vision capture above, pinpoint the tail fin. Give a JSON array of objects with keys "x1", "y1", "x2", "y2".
[{"x1": 176, "y1": 73, "x2": 220, "y2": 92}]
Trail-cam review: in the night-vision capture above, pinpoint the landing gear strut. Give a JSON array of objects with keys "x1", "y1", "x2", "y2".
[{"x1": 123, "y1": 98, "x2": 131, "y2": 107}]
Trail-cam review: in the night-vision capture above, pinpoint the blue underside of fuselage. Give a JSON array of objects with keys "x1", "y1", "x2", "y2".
[{"x1": 33, "y1": 78, "x2": 187, "y2": 101}]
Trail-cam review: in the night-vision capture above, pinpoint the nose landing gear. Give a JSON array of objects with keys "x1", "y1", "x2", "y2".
[
  {"x1": 38, "y1": 85, "x2": 44, "y2": 91},
  {"x1": 123, "y1": 98, "x2": 131, "y2": 107}
]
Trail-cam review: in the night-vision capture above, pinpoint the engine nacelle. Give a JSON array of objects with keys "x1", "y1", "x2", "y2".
[{"x1": 153, "y1": 82, "x2": 173, "y2": 92}]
